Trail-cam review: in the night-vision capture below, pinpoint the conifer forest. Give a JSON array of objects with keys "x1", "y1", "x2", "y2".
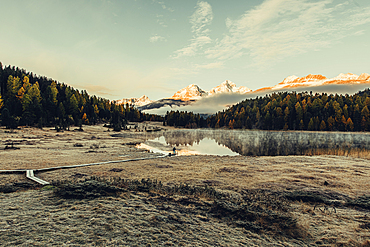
[
  {"x1": 164, "y1": 90, "x2": 370, "y2": 131},
  {"x1": 0, "y1": 63, "x2": 162, "y2": 130}
]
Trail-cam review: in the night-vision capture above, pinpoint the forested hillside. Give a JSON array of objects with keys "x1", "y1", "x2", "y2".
[
  {"x1": 0, "y1": 63, "x2": 162, "y2": 129},
  {"x1": 165, "y1": 90, "x2": 370, "y2": 131}
]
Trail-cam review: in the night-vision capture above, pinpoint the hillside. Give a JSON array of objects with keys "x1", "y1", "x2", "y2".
[
  {"x1": 164, "y1": 89, "x2": 370, "y2": 131},
  {"x1": 0, "y1": 63, "x2": 162, "y2": 129}
]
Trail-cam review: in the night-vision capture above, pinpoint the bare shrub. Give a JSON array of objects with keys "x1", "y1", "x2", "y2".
[
  {"x1": 53, "y1": 180, "x2": 125, "y2": 199},
  {"x1": 0, "y1": 182, "x2": 38, "y2": 193}
]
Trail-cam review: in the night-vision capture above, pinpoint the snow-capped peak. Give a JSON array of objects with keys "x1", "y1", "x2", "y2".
[
  {"x1": 234, "y1": 86, "x2": 252, "y2": 94},
  {"x1": 135, "y1": 95, "x2": 153, "y2": 106},
  {"x1": 220, "y1": 80, "x2": 236, "y2": 88},
  {"x1": 209, "y1": 80, "x2": 251, "y2": 95},
  {"x1": 332, "y1": 73, "x2": 359, "y2": 81},
  {"x1": 270, "y1": 72, "x2": 368, "y2": 91},
  {"x1": 358, "y1": 73, "x2": 370, "y2": 81},
  {"x1": 170, "y1": 84, "x2": 208, "y2": 100},
  {"x1": 116, "y1": 95, "x2": 153, "y2": 106},
  {"x1": 282, "y1": 75, "x2": 299, "y2": 84},
  {"x1": 169, "y1": 80, "x2": 252, "y2": 101}
]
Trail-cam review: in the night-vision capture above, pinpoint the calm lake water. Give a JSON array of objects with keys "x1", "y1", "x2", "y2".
[
  {"x1": 141, "y1": 135, "x2": 239, "y2": 156},
  {"x1": 135, "y1": 129, "x2": 370, "y2": 156}
]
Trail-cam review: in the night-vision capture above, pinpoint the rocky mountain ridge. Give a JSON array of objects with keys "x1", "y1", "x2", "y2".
[
  {"x1": 117, "y1": 73, "x2": 370, "y2": 108},
  {"x1": 115, "y1": 95, "x2": 153, "y2": 106},
  {"x1": 255, "y1": 73, "x2": 370, "y2": 92}
]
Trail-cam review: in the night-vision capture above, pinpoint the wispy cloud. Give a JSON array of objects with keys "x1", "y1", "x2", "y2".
[
  {"x1": 205, "y1": 0, "x2": 370, "y2": 67},
  {"x1": 79, "y1": 84, "x2": 116, "y2": 97},
  {"x1": 149, "y1": 35, "x2": 167, "y2": 43},
  {"x1": 152, "y1": 0, "x2": 174, "y2": 12},
  {"x1": 152, "y1": 1, "x2": 174, "y2": 28},
  {"x1": 189, "y1": 1, "x2": 213, "y2": 36},
  {"x1": 173, "y1": 1, "x2": 213, "y2": 58},
  {"x1": 155, "y1": 14, "x2": 167, "y2": 28},
  {"x1": 195, "y1": 62, "x2": 223, "y2": 69}
]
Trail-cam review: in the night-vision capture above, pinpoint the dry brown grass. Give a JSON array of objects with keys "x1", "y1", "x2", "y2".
[
  {"x1": 1, "y1": 124, "x2": 370, "y2": 246},
  {"x1": 304, "y1": 147, "x2": 370, "y2": 159}
]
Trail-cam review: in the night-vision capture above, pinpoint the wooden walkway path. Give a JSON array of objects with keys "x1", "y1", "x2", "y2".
[
  {"x1": 0, "y1": 154, "x2": 169, "y2": 185},
  {"x1": 26, "y1": 170, "x2": 50, "y2": 185}
]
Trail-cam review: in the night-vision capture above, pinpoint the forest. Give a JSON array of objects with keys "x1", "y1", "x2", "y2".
[
  {"x1": 2, "y1": 63, "x2": 369, "y2": 132},
  {"x1": 164, "y1": 89, "x2": 370, "y2": 131},
  {"x1": 0, "y1": 63, "x2": 163, "y2": 130}
]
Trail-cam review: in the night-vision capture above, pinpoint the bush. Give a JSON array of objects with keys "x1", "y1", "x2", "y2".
[
  {"x1": 346, "y1": 195, "x2": 370, "y2": 210},
  {"x1": 0, "y1": 182, "x2": 38, "y2": 193},
  {"x1": 53, "y1": 180, "x2": 125, "y2": 199},
  {"x1": 284, "y1": 190, "x2": 328, "y2": 203}
]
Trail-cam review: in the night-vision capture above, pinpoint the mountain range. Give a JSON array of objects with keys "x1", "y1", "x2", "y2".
[
  {"x1": 115, "y1": 95, "x2": 153, "y2": 107},
  {"x1": 116, "y1": 73, "x2": 370, "y2": 109}
]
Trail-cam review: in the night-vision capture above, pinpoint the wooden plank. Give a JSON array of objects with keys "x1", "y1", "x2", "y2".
[
  {"x1": 34, "y1": 154, "x2": 168, "y2": 172},
  {"x1": 26, "y1": 170, "x2": 50, "y2": 185},
  {"x1": 4, "y1": 154, "x2": 170, "y2": 185}
]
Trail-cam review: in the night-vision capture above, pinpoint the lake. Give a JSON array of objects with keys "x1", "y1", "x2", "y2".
[{"x1": 136, "y1": 129, "x2": 370, "y2": 156}]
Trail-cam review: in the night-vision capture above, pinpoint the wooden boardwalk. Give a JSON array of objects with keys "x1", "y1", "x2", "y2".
[
  {"x1": 0, "y1": 154, "x2": 169, "y2": 185},
  {"x1": 26, "y1": 170, "x2": 50, "y2": 185}
]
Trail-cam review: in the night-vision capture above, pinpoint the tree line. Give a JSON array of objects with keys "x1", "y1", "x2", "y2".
[
  {"x1": 164, "y1": 90, "x2": 370, "y2": 131},
  {"x1": 164, "y1": 111, "x2": 207, "y2": 128},
  {"x1": 0, "y1": 63, "x2": 163, "y2": 130}
]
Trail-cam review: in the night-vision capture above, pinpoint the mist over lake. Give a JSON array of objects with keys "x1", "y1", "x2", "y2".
[{"x1": 135, "y1": 129, "x2": 370, "y2": 156}]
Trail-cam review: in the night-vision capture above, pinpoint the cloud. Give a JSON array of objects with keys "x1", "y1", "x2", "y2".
[
  {"x1": 149, "y1": 35, "x2": 167, "y2": 42},
  {"x1": 173, "y1": 1, "x2": 213, "y2": 58},
  {"x1": 152, "y1": 0, "x2": 174, "y2": 12},
  {"x1": 205, "y1": 0, "x2": 370, "y2": 67},
  {"x1": 152, "y1": 1, "x2": 174, "y2": 28},
  {"x1": 195, "y1": 62, "x2": 223, "y2": 69},
  {"x1": 155, "y1": 14, "x2": 168, "y2": 27},
  {"x1": 189, "y1": 1, "x2": 213, "y2": 36},
  {"x1": 79, "y1": 84, "x2": 116, "y2": 97}
]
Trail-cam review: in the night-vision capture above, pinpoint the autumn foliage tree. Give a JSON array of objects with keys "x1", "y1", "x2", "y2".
[
  {"x1": 0, "y1": 63, "x2": 163, "y2": 129},
  {"x1": 164, "y1": 90, "x2": 370, "y2": 132}
]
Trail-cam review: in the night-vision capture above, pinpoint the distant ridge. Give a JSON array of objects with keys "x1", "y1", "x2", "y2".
[
  {"x1": 117, "y1": 72, "x2": 370, "y2": 108},
  {"x1": 115, "y1": 95, "x2": 153, "y2": 106},
  {"x1": 256, "y1": 73, "x2": 370, "y2": 92}
]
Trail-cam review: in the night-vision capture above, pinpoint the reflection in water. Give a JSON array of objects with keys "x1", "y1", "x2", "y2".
[
  {"x1": 145, "y1": 135, "x2": 239, "y2": 156},
  {"x1": 139, "y1": 129, "x2": 370, "y2": 156}
]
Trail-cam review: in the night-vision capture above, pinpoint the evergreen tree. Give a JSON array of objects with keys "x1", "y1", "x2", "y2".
[
  {"x1": 1, "y1": 108, "x2": 17, "y2": 129},
  {"x1": 308, "y1": 118, "x2": 315, "y2": 131},
  {"x1": 327, "y1": 116, "x2": 335, "y2": 131},
  {"x1": 346, "y1": 117, "x2": 354, "y2": 131},
  {"x1": 0, "y1": 94, "x2": 3, "y2": 111},
  {"x1": 319, "y1": 120, "x2": 326, "y2": 131}
]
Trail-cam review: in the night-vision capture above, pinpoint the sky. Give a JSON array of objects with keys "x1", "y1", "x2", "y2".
[{"x1": 1, "y1": 0, "x2": 370, "y2": 101}]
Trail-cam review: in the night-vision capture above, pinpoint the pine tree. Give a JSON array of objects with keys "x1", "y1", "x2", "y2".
[
  {"x1": 284, "y1": 107, "x2": 290, "y2": 129},
  {"x1": 361, "y1": 116, "x2": 367, "y2": 131},
  {"x1": 346, "y1": 117, "x2": 354, "y2": 131},
  {"x1": 327, "y1": 116, "x2": 335, "y2": 131},
  {"x1": 1, "y1": 108, "x2": 9, "y2": 127},
  {"x1": 308, "y1": 118, "x2": 315, "y2": 131},
  {"x1": 295, "y1": 102, "x2": 303, "y2": 127},
  {"x1": 82, "y1": 113, "x2": 89, "y2": 125},
  {"x1": 353, "y1": 104, "x2": 361, "y2": 131},
  {"x1": 361, "y1": 106, "x2": 369, "y2": 130},
  {"x1": 319, "y1": 120, "x2": 326, "y2": 131},
  {"x1": 0, "y1": 95, "x2": 3, "y2": 111}
]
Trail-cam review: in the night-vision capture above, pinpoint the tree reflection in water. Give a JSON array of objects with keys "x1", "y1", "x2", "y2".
[{"x1": 137, "y1": 129, "x2": 370, "y2": 156}]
